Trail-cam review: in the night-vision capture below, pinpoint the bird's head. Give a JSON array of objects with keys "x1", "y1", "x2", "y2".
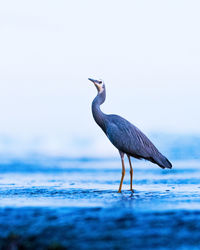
[{"x1": 88, "y1": 78, "x2": 105, "y2": 93}]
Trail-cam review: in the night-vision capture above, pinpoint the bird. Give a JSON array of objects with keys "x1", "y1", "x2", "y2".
[{"x1": 89, "y1": 78, "x2": 172, "y2": 193}]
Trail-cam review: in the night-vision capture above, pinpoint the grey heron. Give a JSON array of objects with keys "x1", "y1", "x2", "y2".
[{"x1": 89, "y1": 78, "x2": 172, "y2": 193}]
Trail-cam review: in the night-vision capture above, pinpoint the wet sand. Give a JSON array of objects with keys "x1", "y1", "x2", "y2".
[{"x1": 0, "y1": 158, "x2": 200, "y2": 249}]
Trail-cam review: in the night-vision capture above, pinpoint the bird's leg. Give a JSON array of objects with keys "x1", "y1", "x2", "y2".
[
  {"x1": 118, "y1": 151, "x2": 125, "y2": 193},
  {"x1": 127, "y1": 155, "x2": 134, "y2": 192}
]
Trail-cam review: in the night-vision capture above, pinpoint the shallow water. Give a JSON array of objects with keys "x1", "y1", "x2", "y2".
[{"x1": 0, "y1": 158, "x2": 200, "y2": 249}]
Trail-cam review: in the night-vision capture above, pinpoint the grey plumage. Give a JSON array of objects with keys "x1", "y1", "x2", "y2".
[
  {"x1": 89, "y1": 78, "x2": 172, "y2": 192},
  {"x1": 105, "y1": 115, "x2": 172, "y2": 169}
]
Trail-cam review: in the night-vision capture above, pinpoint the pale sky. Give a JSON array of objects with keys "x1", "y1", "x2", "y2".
[{"x1": 0, "y1": 0, "x2": 199, "y2": 156}]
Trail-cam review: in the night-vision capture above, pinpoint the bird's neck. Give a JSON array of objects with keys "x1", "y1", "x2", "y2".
[{"x1": 92, "y1": 89, "x2": 106, "y2": 132}]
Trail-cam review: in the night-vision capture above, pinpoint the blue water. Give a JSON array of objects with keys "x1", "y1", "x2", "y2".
[{"x1": 0, "y1": 157, "x2": 200, "y2": 249}]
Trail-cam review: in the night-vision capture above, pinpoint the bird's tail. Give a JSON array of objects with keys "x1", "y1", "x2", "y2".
[{"x1": 151, "y1": 153, "x2": 172, "y2": 169}]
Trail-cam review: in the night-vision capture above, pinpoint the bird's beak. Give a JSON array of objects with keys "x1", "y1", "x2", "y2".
[
  {"x1": 88, "y1": 78, "x2": 103, "y2": 93},
  {"x1": 88, "y1": 78, "x2": 98, "y2": 84}
]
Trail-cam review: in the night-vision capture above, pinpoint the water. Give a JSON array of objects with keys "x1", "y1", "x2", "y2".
[{"x1": 0, "y1": 157, "x2": 200, "y2": 249}]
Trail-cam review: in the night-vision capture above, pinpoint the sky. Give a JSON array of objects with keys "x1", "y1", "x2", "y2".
[{"x1": 0, "y1": 0, "x2": 200, "y2": 157}]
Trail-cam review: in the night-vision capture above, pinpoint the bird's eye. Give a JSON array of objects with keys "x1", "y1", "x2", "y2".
[{"x1": 99, "y1": 81, "x2": 102, "y2": 84}]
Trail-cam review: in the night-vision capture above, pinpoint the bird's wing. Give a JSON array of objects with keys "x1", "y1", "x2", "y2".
[
  {"x1": 105, "y1": 115, "x2": 172, "y2": 169},
  {"x1": 105, "y1": 115, "x2": 160, "y2": 159}
]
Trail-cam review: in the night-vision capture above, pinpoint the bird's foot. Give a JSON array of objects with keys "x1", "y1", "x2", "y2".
[
  {"x1": 129, "y1": 189, "x2": 134, "y2": 193},
  {"x1": 117, "y1": 190, "x2": 122, "y2": 193}
]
